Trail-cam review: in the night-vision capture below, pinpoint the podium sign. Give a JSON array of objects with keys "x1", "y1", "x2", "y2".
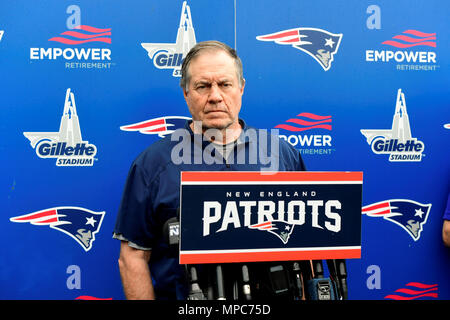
[{"x1": 179, "y1": 171, "x2": 362, "y2": 264}]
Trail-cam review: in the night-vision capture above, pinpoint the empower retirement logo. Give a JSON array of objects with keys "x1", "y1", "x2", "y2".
[
  {"x1": 29, "y1": 7, "x2": 114, "y2": 69},
  {"x1": 365, "y1": 29, "x2": 438, "y2": 71}
]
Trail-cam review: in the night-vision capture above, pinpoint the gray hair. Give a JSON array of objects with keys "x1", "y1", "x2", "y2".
[{"x1": 180, "y1": 40, "x2": 244, "y2": 91}]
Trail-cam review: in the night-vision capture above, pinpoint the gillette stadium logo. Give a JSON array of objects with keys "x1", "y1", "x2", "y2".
[
  {"x1": 29, "y1": 7, "x2": 113, "y2": 69},
  {"x1": 141, "y1": 1, "x2": 196, "y2": 77},
  {"x1": 362, "y1": 199, "x2": 431, "y2": 241},
  {"x1": 365, "y1": 29, "x2": 438, "y2": 71},
  {"x1": 120, "y1": 116, "x2": 190, "y2": 137},
  {"x1": 361, "y1": 89, "x2": 425, "y2": 162},
  {"x1": 10, "y1": 206, "x2": 105, "y2": 251},
  {"x1": 257, "y1": 27, "x2": 342, "y2": 71},
  {"x1": 276, "y1": 112, "x2": 334, "y2": 155},
  {"x1": 23, "y1": 88, "x2": 97, "y2": 166}
]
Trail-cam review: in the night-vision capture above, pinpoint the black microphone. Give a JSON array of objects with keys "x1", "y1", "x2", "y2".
[
  {"x1": 186, "y1": 265, "x2": 206, "y2": 300},
  {"x1": 268, "y1": 263, "x2": 290, "y2": 297},
  {"x1": 162, "y1": 208, "x2": 180, "y2": 245},
  {"x1": 336, "y1": 259, "x2": 348, "y2": 300},
  {"x1": 326, "y1": 259, "x2": 341, "y2": 299},
  {"x1": 162, "y1": 216, "x2": 180, "y2": 257},
  {"x1": 292, "y1": 262, "x2": 303, "y2": 300},
  {"x1": 306, "y1": 260, "x2": 335, "y2": 300},
  {"x1": 162, "y1": 210, "x2": 206, "y2": 300},
  {"x1": 312, "y1": 260, "x2": 324, "y2": 278}
]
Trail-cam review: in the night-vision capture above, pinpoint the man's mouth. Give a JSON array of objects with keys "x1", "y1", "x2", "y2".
[
  {"x1": 205, "y1": 110, "x2": 227, "y2": 115},
  {"x1": 205, "y1": 109, "x2": 225, "y2": 114}
]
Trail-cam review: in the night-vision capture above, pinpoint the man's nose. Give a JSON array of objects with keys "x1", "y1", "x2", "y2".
[{"x1": 207, "y1": 84, "x2": 223, "y2": 102}]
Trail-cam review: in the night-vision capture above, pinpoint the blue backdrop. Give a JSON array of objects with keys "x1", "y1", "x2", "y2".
[{"x1": 1, "y1": 0, "x2": 449, "y2": 300}]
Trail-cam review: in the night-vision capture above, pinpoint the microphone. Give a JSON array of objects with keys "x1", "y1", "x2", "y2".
[
  {"x1": 162, "y1": 209, "x2": 206, "y2": 300},
  {"x1": 241, "y1": 264, "x2": 252, "y2": 300},
  {"x1": 162, "y1": 216, "x2": 180, "y2": 257},
  {"x1": 215, "y1": 264, "x2": 226, "y2": 300},
  {"x1": 336, "y1": 259, "x2": 348, "y2": 300},
  {"x1": 312, "y1": 260, "x2": 324, "y2": 278},
  {"x1": 326, "y1": 259, "x2": 348, "y2": 300},
  {"x1": 162, "y1": 208, "x2": 180, "y2": 249},
  {"x1": 186, "y1": 265, "x2": 206, "y2": 300},
  {"x1": 306, "y1": 260, "x2": 336, "y2": 300},
  {"x1": 326, "y1": 259, "x2": 340, "y2": 299},
  {"x1": 268, "y1": 263, "x2": 290, "y2": 297},
  {"x1": 291, "y1": 262, "x2": 303, "y2": 300}
]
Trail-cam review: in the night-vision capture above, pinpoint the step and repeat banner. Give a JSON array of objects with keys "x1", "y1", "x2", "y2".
[{"x1": 1, "y1": 0, "x2": 449, "y2": 300}]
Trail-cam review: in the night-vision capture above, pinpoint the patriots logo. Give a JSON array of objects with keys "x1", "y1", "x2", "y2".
[
  {"x1": 10, "y1": 207, "x2": 105, "y2": 251},
  {"x1": 257, "y1": 27, "x2": 343, "y2": 71},
  {"x1": 120, "y1": 116, "x2": 190, "y2": 137},
  {"x1": 362, "y1": 199, "x2": 431, "y2": 241},
  {"x1": 249, "y1": 220, "x2": 295, "y2": 244}
]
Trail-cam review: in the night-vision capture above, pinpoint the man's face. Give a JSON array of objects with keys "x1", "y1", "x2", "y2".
[{"x1": 183, "y1": 50, "x2": 245, "y2": 131}]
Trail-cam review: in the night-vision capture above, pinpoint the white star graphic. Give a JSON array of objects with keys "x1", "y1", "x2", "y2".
[
  {"x1": 325, "y1": 37, "x2": 335, "y2": 48},
  {"x1": 86, "y1": 216, "x2": 96, "y2": 227},
  {"x1": 285, "y1": 225, "x2": 290, "y2": 231},
  {"x1": 414, "y1": 208, "x2": 424, "y2": 218}
]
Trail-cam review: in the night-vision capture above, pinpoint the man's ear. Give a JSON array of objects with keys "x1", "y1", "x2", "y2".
[{"x1": 240, "y1": 78, "x2": 246, "y2": 95}]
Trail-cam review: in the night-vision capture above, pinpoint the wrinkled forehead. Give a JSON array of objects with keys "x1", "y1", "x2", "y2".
[{"x1": 187, "y1": 49, "x2": 240, "y2": 82}]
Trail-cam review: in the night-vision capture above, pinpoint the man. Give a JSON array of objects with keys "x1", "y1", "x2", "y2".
[{"x1": 113, "y1": 40, "x2": 306, "y2": 300}]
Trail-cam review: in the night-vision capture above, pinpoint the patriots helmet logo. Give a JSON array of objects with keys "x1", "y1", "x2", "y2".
[
  {"x1": 120, "y1": 116, "x2": 190, "y2": 137},
  {"x1": 249, "y1": 220, "x2": 295, "y2": 244},
  {"x1": 257, "y1": 27, "x2": 343, "y2": 71},
  {"x1": 10, "y1": 207, "x2": 105, "y2": 251},
  {"x1": 362, "y1": 199, "x2": 431, "y2": 241}
]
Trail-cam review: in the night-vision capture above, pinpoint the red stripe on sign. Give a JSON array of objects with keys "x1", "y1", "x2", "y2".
[
  {"x1": 362, "y1": 201, "x2": 390, "y2": 212},
  {"x1": 181, "y1": 171, "x2": 363, "y2": 182},
  {"x1": 384, "y1": 293, "x2": 438, "y2": 300},
  {"x1": 180, "y1": 248, "x2": 361, "y2": 264},
  {"x1": 406, "y1": 282, "x2": 438, "y2": 289},
  {"x1": 257, "y1": 29, "x2": 299, "y2": 40},
  {"x1": 11, "y1": 209, "x2": 57, "y2": 222},
  {"x1": 123, "y1": 119, "x2": 165, "y2": 130}
]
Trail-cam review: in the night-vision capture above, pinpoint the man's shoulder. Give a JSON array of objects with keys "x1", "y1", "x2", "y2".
[
  {"x1": 243, "y1": 124, "x2": 297, "y2": 151},
  {"x1": 277, "y1": 135, "x2": 299, "y2": 153},
  {"x1": 242, "y1": 123, "x2": 305, "y2": 170}
]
